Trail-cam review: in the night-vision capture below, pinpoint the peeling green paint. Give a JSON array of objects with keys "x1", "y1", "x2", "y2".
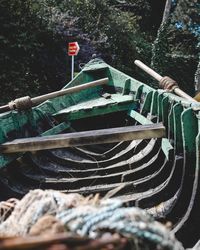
[{"x1": 0, "y1": 59, "x2": 199, "y2": 168}]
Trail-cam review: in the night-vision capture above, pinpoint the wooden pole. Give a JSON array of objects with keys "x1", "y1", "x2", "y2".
[
  {"x1": 135, "y1": 60, "x2": 162, "y2": 82},
  {"x1": 0, "y1": 234, "x2": 122, "y2": 250},
  {"x1": 0, "y1": 123, "x2": 165, "y2": 153},
  {"x1": 0, "y1": 78, "x2": 109, "y2": 113},
  {"x1": 134, "y1": 60, "x2": 197, "y2": 103},
  {"x1": 0, "y1": 233, "x2": 89, "y2": 249},
  {"x1": 31, "y1": 78, "x2": 108, "y2": 105}
]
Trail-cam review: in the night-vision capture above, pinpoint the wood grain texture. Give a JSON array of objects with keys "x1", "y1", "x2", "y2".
[{"x1": 0, "y1": 123, "x2": 165, "y2": 153}]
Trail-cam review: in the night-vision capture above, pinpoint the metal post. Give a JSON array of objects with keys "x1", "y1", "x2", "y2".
[{"x1": 71, "y1": 55, "x2": 74, "y2": 80}]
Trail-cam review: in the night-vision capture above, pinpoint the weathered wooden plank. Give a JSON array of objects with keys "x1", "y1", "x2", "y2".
[
  {"x1": 0, "y1": 123, "x2": 165, "y2": 153},
  {"x1": 61, "y1": 101, "x2": 137, "y2": 121},
  {"x1": 41, "y1": 122, "x2": 70, "y2": 136}
]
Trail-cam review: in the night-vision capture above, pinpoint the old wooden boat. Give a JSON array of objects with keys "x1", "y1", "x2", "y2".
[{"x1": 0, "y1": 59, "x2": 199, "y2": 247}]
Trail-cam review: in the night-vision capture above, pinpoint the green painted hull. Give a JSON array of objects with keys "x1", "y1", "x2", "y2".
[{"x1": 0, "y1": 59, "x2": 199, "y2": 247}]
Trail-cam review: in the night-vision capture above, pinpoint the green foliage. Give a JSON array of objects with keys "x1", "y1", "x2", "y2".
[
  {"x1": 151, "y1": 22, "x2": 170, "y2": 88},
  {"x1": 54, "y1": 0, "x2": 152, "y2": 78},
  {"x1": 166, "y1": 0, "x2": 199, "y2": 94},
  {"x1": 150, "y1": 0, "x2": 199, "y2": 93},
  {"x1": 166, "y1": 55, "x2": 197, "y2": 96},
  {"x1": 170, "y1": 0, "x2": 200, "y2": 93},
  {"x1": 172, "y1": 0, "x2": 199, "y2": 34},
  {"x1": 0, "y1": 0, "x2": 199, "y2": 105},
  {"x1": 0, "y1": 0, "x2": 66, "y2": 104}
]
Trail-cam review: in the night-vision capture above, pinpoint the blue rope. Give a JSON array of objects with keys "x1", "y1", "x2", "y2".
[
  {"x1": 72, "y1": 200, "x2": 122, "y2": 233},
  {"x1": 53, "y1": 198, "x2": 183, "y2": 250}
]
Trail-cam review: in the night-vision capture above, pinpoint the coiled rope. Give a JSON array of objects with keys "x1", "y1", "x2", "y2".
[
  {"x1": 8, "y1": 96, "x2": 32, "y2": 111},
  {"x1": 0, "y1": 198, "x2": 18, "y2": 223},
  {"x1": 159, "y1": 76, "x2": 178, "y2": 92},
  {"x1": 0, "y1": 189, "x2": 184, "y2": 250}
]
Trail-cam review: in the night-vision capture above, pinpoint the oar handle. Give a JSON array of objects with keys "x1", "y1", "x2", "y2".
[
  {"x1": 134, "y1": 60, "x2": 162, "y2": 82},
  {"x1": 134, "y1": 60, "x2": 197, "y2": 103},
  {"x1": 0, "y1": 78, "x2": 109, "y2": 113}
]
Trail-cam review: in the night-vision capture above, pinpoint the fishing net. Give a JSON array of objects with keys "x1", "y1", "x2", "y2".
[{"x1": 0, "y1": 189, "x2": 184, "y2": 250}]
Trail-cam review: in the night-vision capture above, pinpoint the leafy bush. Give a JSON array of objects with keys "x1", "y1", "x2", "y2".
[
  {"x1": 0, "y1": 0, "x2": 198, "y2": 105},
  {"x1": 0, "y1": 0, "x2": 66, "y2": 104}
]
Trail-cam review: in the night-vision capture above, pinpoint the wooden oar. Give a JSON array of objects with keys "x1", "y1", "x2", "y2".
[
  {"x1": 134, "y1": 60, "x2": 197, "y2": 103},
  {"x1": 0, "y1": 78, "x2": 109, "y2": 113}
]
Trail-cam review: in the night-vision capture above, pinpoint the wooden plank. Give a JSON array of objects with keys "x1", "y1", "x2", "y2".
[
  {"x1": 128, "y1": 110, "x2": 152, "y2": 125},
  {"x1": 0, "y1": 123, "x2": 165, "y2": 153},
  {"x1": 128, "y1": 110, "x2": 173, "y2": 160},
  {"x1": 62, "y1": 102, "x2": 137, "y2": 121},
  {"x1": 41, "y1": 122, "x2": 70, "y2": 136}
]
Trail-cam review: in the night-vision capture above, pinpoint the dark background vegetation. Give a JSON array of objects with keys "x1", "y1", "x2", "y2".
[{"x1": 0, "y1": 0, "x2": 199, "y2": 104}]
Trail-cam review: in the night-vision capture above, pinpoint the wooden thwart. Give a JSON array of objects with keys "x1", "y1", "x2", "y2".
[{"x1": 0, "y1": 123, "x2": 165, "y2": 154}]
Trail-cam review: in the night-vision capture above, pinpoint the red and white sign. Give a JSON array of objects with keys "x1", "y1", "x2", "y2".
[{"x1": 68, "y1": 42, "x2": 80, "y2": 56}]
